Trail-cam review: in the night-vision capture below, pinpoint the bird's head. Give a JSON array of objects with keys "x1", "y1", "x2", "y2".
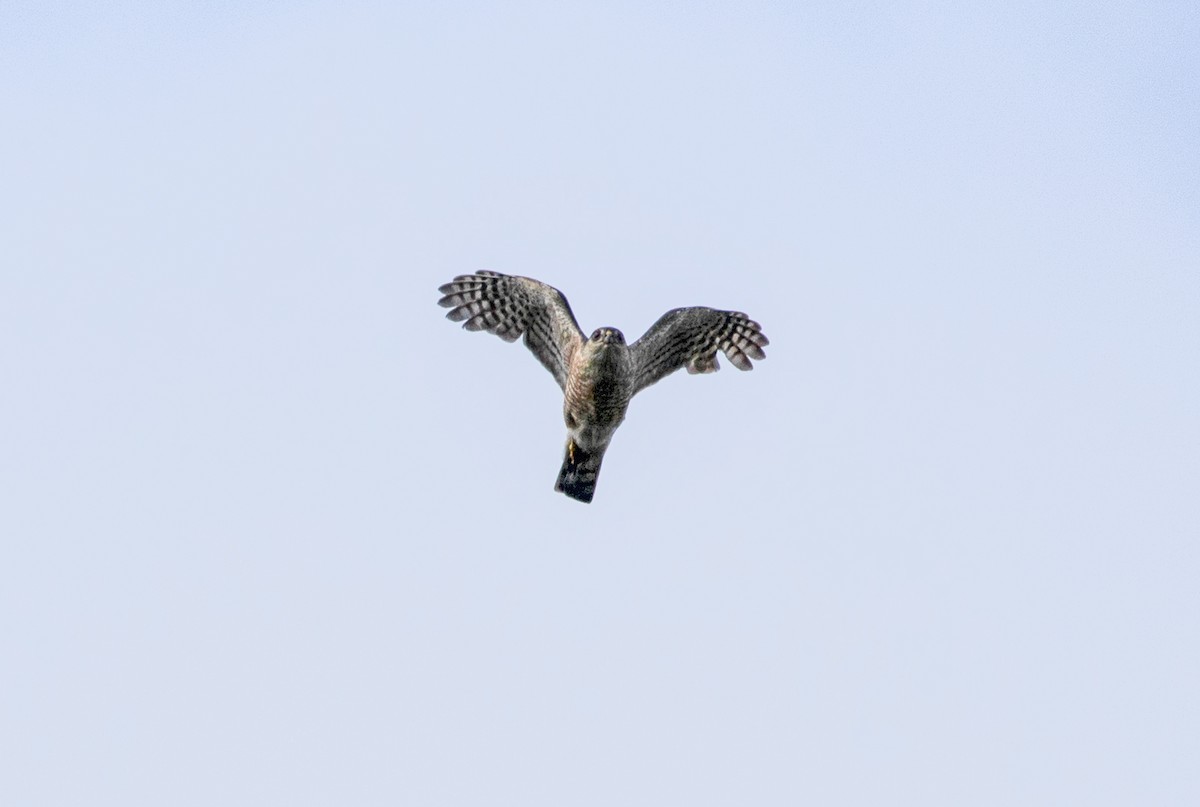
[{"x1": 589, "y1": 327, "x2": 626, "y2": 346}]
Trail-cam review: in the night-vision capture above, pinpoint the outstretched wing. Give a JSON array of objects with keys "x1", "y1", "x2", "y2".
[
  {"x1": 630, "y1": 307, "x2": 769, "y2": 394},
  {"x1": 438, "y1": 271, "x2": 585, "y2": 390}
]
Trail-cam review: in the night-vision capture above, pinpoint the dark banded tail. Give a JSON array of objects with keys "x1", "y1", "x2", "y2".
[{"x1": 554, "y1": 439, "x2": 605, "y2": 503}]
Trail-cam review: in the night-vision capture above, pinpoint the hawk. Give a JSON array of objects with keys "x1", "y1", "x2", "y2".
[{"x1": 437, "y1": 271, "x2": 769, "y2": 503}]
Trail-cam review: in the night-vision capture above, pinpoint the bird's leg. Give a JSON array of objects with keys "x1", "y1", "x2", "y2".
[{"x1": 568, "y1": 439, "x2": 576, "y2": 464}]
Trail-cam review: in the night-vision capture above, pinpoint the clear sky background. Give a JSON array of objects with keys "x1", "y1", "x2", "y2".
[{"x1": 2, "y1": 2, "x2": 1197, "y2": 805}]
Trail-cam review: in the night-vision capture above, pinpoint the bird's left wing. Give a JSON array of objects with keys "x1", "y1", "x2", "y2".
[
  {"x1": 438, "y1": 271, "x2": 585, "y2": 390},
  {"x1": 630, "y1": 306, "x2": 768, "y2": 394}
]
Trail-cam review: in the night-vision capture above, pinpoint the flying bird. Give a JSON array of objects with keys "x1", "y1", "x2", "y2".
[{"x1": 437, "y1": 271, "x2": 769, "y2": 503}]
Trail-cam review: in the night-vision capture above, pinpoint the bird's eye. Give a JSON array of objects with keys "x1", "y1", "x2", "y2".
[{"x1": 591, "y1": 330, "x2": 602, "y2": 340}]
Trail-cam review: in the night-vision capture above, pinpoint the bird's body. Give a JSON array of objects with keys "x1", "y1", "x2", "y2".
[
  {"x1": 564, "y1": 329, "x2": 632, "y2": 444},
  {"x1": 558, "y1": 329, "x2": 634, "y2": 501},
  {"x1": 437, "y1": 271, "x2": 768, "y2": 503}
]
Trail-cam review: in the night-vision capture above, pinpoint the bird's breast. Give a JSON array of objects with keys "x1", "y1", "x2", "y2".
[{"x1": 565, "y1": 348, "x2": 632, "y2": 431}]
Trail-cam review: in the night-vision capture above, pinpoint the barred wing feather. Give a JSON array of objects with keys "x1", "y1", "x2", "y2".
[
  {"x1": 438, "y1": 271, "x2": 585, "y2": 390},
  {"x1": 630, "y1": 307, "x2": 769, "y2": 394}
]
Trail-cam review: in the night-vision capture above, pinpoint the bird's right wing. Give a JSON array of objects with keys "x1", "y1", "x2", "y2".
[
  {"x1": 630, "y1": 307, "x2": 768, "y2": 394},
  {"x1": 438, "y1": 271, "x2": 585, "y2": 390}
]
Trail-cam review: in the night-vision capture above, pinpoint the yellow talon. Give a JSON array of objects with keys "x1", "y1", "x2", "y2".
[{"x1": 568, "y1": 440, "x2": 576, "y2": 464}]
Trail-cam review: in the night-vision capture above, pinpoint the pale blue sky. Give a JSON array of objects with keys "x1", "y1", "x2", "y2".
[{"x1": 2, "y1": 2, "x2": 1197, "y2": 805}]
